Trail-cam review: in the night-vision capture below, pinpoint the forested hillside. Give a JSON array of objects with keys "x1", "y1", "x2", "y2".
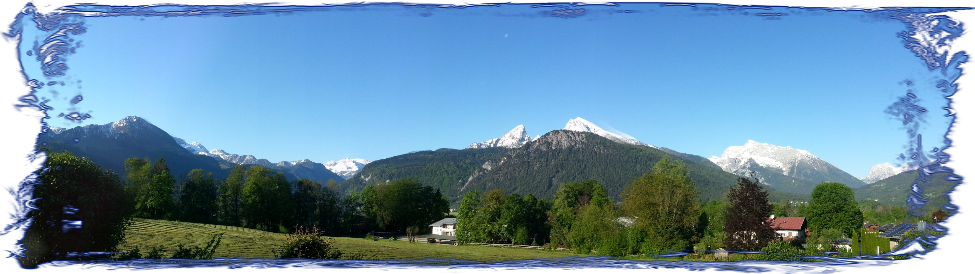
[
  {"x1": 465, "y1": 130, "x2": 806, "y2": 202},
  {"x1": 342, "y1": 130, "x2": 807, "y2": 204},
  {"x1": 854, "y1": 167, "x2": 959, "y2": 214},
  {"x1": 338, "y1": 147, "x2": 509, "y2": 202}
]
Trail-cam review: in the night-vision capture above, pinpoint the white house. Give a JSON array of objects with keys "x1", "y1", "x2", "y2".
[
  {"x1": 769, "y1": 216, "x2": 807, "y2": 241},
  {"x1": 430, "y1": 218, "x2": 457, "y2": 236}
]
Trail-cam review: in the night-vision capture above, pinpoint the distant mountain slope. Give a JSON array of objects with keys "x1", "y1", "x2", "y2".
[
  {"x1": 563, "y1": 117, "x2": 648, "y2": 147},
  {"x1": 172, "y1": 139, "x2": 346, "y2": 183},
  {"x1": 709, "y1": 140, "x2": 865, "y2": 194},
  {"x1": 338, "y1": 147, "x2": 510, "y2": 202},
  {"x1": 323, "y1": 158, "x2": 371, "y2": 180},
  {"x1": 40, "y1": 116, "x2": 345, "y2": 184},
  {"x1": 467, "y1": 125, "x2": 536, "y2": 149},
  {"x1": 464, "y1": 130, "x2": 735, "y2": 202},
  {"x1": 861, "y1": 163, "x2": 911, "y2": 184},
  {"x1": 342, "y1": 130, "x2": 806, "y2": 205},
  {"x1": 39, "y1": 116, "x2": 229, "y2": 179},
  {"x1": 854, "y1": 168, "x2": 959, "y2": 214}
]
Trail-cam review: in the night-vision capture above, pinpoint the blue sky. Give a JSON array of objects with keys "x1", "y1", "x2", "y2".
[{"x1": 18, "y1": 3, "x2": 964, "y2": 178}]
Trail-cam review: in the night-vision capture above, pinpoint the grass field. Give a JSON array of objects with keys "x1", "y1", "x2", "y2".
[{"x1": 120, "y1": 218, "x2": 584, "y2": 262}]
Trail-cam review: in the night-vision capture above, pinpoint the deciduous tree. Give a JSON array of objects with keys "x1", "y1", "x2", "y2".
[
  {"x1": 365, "y1": 178, "x2": 449, "y2": 234},
  {"x1": 19, "y1": 151, "x2": 134, "y2": 268},
  {"x1": 242, "y1": 166, "x2": 294, "y2": 232},
  {"x1": 217, "y1": 165, "x2": 246, "y2": 226},
  {"x1": 126, "y1": 157, "x2": 176, "y2": 220},
  {"x1": 621, "y1": 157, "x2": 700, "y2": 252},
  {"x1": 456, "y1": 190, "x2": 480, "y2": 244},
  {"x1": 293, "y1": 178, "x2": 323, "y2": 229},
  {"x1": 178, "y1": 169, "x2": 218, "y2": 223},
  {"x1": 807, "y1": 182, "x2": 863, "y2": 237},
  {"x1": 548, "y1": 180, "x2": 611, "y2": 249},
  {"x1": 723, "y1": 177, "x2": 776, "y2": 251}
]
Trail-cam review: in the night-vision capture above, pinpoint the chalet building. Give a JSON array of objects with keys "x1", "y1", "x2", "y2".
[
  {"x1": 430, "y1": 218, "x2": 457, "y2": 236},
  {"x1": 769, "y1": 216, "x2": 807, "y2": 242}
]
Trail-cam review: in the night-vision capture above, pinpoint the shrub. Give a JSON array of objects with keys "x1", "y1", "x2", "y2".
[
  {"x1": 280, "y1": 226, "x2": 342, "y2": 259},
  {"x1": 641, "y1": 243, "x2": 667, "y2": 256},
  {"x1": 729, "y1": 253, "x2": 748, "y2": 261},
  {"x1": 513, "y1": 227, "x2": 530, "y2": 245},
  {"x1": 115, "y1": 247, "x2": 142, "y2": 261},
  {"x1": 144, "y1": 246, "x2": 165, "y2": 259},
  {"x1": 170, "y1": 233, "x2": 223, "y2": 259},
  {"x1": 758, "y1": 240, "x2": 802, "y2": 261},
  {"x1": 596, "y1": 232, "x2": 628, "y2": 257}
]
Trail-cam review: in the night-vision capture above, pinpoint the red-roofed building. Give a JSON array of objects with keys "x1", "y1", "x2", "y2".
[{"x1": 769, "y1": 217, "x2": 807, "y2": 241}]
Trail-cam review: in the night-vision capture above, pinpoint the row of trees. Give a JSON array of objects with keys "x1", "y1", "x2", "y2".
[
  {"x1": 528, "y1": 157, "x2": 701, "y2": 256},
  {"x1": 20, "y1": 150, "x2": 453, "y2": 268},
  {"x1": 20, "y1": 150, "x2": 879, "y2": 268},
  {"x1": 19, "y1": 151, "x2": 133, "y2": 268},
  {"x1": 454, "y1": 156, "x2": 873, "y2": 257},
  {"x1": 456, "y1": 190, "x2": 550, "y2": 245},
  {"x1": 124, "y1": 156, "x2": 451, "y2": 235}
]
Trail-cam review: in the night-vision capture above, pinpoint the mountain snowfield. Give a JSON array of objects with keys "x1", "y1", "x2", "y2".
[
  {"x1": 563, "y1": 117, "x2": 650, "y2": 147},
  {"x1": 467, "y1": 117, "x2": 651, "y2": 149},
  {"x1": 708, "y1": 140, "x2": 819, "y2": 177},
  {"x1": 323, "y1": 158, "x2": 372, "y2": 180},
  {"x1": 862, "y1": 162, "x2": 911, "y2": 184},
  {"x1": 48, "y1": 116, "x2": 155, "y2": 139},
  {"x1": 707, "y1": 140, "x2": 867, "y2": 191},
  {"x1": 174, "y1": 137, "x2": 368, "y2": 179},
  {"x1": 467, "y1": 125, "x2": 537, "y2": 149}
]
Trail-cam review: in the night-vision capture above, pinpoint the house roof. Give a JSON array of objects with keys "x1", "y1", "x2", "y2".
[
  {"x1": 429, "y1": 218, "x2": 457, "y2": 227},
  {"x1": 879, "y1": 223, "x2": 917, "y2": 239},
  {"x1": 832, "y1": 238, "x2": 853, "y2": 245},
  {"x1": 770, "y1": 217, "x2": 806, "y2": 230}
]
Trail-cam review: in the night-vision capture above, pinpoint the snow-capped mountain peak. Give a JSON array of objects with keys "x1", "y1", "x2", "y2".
[
  {"x1": 323, "y1": 158, "x2": 372, "y2": 180},
  {"x1": 708, "y1": 140, "x2": 817, "y2": 177},
  {"x1": 44, "y1": 116, "x2": 166, "y2": 140},
  {"x1": 112, "y1": 116, "x2": 152, "y2": 130},
  {"x1": 563, "y1": 117, "x2": 647, "y2": 147},
  {"x1": 861, "y1": 163, "x2": 911, "y2": 184},
  {"x1": 174, "y1": 137, "x2": 210, "y2": 155},
  {"x1": 708, "y1": 140, "x2": 865, "y2": 192},
  {"x1": 467, "y1": 125, "x2": 534, "y2": 149},
  {"x1": 172, "y1": 135, "x2": 371, "y2": 180},
  {"x1": 47, "y1": 125, "x2": 66, "y2": 134}
]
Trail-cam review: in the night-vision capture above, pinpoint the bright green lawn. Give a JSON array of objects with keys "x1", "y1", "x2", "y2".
[{"x1": 120, "y1": 218, "x2": 582, "y2": 262}]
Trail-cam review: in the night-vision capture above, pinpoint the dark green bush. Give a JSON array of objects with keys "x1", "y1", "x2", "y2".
[
  {"x1": 280, "y1": 226, "x2": 342, "y2": 259},
  {"x1": 758, "y1": 240, "x2": 802, "y2": 261},
  {"x1": 170, "y1": 234, "x2": 223, "y2": 259}
]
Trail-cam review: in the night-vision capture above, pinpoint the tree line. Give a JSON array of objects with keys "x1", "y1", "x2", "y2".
[
  {"x1": 20, "y1": 150, "x2": 937, "y2": 268},
  {"x1": 18, "y1": 151, "x2": 449, "y2": 267}
]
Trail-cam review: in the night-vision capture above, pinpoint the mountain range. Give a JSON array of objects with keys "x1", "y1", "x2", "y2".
[
  {"x1": 41, "y1": 116, "x2": 347, "y2": 184},
  {"x1": 854, "y1": 167, "x2": 958, "y2": 214},
  {"x1": 707, "y1": 140, "x2": 866, "y2": 194},
  {"x1": 37, "y1": 116, "x2": 925, "y2": 208},
  {"x1": 861, "y1": 162, "x2": 912, "y2": 184},
  {"x1": 342, "y1": 126, "x2": 810, "y2": 204}
]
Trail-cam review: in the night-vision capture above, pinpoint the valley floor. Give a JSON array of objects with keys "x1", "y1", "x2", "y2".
[{"x1": 120, "y1": 219, "x2": 582, "y2": 262}]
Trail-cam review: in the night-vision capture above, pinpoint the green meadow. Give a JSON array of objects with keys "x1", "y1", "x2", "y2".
[{"x1": 120, "y1": 218, "x2": 583, "y2": 262}]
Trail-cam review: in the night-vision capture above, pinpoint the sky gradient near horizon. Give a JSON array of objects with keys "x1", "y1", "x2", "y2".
[{"x1": 17, "y1": 3, "x2": 964, "y2": 178}]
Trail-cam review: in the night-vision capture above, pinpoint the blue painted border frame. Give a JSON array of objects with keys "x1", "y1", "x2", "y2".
[{"x1": 0, "y1": 0, "x2": 975, "y2": 273}]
